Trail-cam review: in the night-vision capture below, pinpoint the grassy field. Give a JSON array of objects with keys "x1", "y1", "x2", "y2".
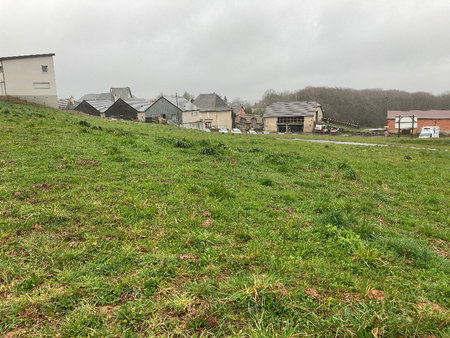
[{"x1": 0, "y1": 101, "x2": 449, "y2": 336}]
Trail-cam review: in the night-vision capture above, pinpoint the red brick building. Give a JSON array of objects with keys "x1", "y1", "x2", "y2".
[{"x1": 387, "y1": 110, "x2": 450, "y2": 135}]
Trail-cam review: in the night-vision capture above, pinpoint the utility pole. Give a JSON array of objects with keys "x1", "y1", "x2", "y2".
[
  {"x1": 176, "y1": 92, "x2": 180, "y2": 128},
  {"x1": 397, "y1": 115, "x2": 401, "y2": 138},
  {"x1": 411, "y1": 115, "x2": 415, "y2": 137}
]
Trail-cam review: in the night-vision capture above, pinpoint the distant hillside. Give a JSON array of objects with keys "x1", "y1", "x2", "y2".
[{"x1": 258, "y1": 87, "x2": 450, "y2": 127}]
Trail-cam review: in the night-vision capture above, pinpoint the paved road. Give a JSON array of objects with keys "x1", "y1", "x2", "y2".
[
  {"x1": 287, "y1": 138, "x2": 448, "y2": 151},
  {"x1": 289, "y1": 139, "x2": 388, "y2": 147}
]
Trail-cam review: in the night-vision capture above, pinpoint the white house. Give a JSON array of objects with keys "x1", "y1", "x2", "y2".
[{"x1": 0, "y1": 53, "x2": 58, "y2": 108}]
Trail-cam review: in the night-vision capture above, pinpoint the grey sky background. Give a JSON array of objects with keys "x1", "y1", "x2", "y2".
[{"x1": 2, "y1": 0, "x2": 450, "y2": 102}]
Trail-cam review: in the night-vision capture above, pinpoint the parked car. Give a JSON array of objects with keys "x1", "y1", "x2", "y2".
[
  {"x1": 231, "y1": 128, "x2": 242, "y2": 134},
  {"x1": 248, "y1": 130, "x2": 257, "y2": 134},
  {"x1": 219, "y1": 128, "x2": 229, "y2": 134}
]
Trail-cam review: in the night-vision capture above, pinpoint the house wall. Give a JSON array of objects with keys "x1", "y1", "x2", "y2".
[
  {"x1": 200, "y1": 110, "x2": 232, "y2": 130},
  {"x1": 304, "y1": 116, "x2": 315, "y2": 133},
  {"x1": 0, "y1": 56, "x2": 58, "y2": 108},
  {"x1": 75, "y1": 101, "x2": 101, "y2": 116},
  {"x1": 182, "y1": 110, "x2": 201, "y2": 124},
  {"x1": 145, "y1": 98, "x2": 181, "y2": 124},
  {"x1": 264, "y1": 117, "x2": 278, "y2": 133},
  {"x1": 387, "y1": 118, "x2": 450, "y2": 133},
  {"x1": 137, "y1": 112, "x2": 146, "y2": 122},
  {"x1": 105, "y1": 100, "x2": 138, "y2": 120}
]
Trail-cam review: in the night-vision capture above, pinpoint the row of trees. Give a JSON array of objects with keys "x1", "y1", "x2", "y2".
[{"x1": 256, "y1": 87, "x2": 450, "y2": 127}]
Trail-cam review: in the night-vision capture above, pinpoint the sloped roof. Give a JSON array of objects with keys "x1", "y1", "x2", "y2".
[
  {"x1": 193, "y1": 93, "x2": 230, "y2": 112},
  {"x1": 387, "y1": 110, "x2": 450, "y2": 119},
  {"x1": 79, "y1": 93, "x2": 113, "y2": 101},
  {"x1": 111, "y1": 87, "x2": 132, "y2": 100},
  {"x1": 163, "y1": 96, "x2": 199, "y2": 111},
  {"x1": 123, "y1": 98, "x2": 152, "y2": 112},
  {"x1": 264, "y1": 101, "x2": 321, "y2": 118},
  {"x1": 0, "y1": 53, "x2": 54, "y2": 61},
  {"x1": 80, "y1": 100, "x2": 114, "y2": 113}
]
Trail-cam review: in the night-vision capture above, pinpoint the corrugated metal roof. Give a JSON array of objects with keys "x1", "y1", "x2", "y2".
[
  {"x1": 83, "y1": 100, "x2": 114, "y2": 113},
  {"x1": 0, "y1": 53, "x2": 55, "y2": 61},
  {"x1": 79, "y1": 93, "x2": 113, "y2": 101},
  {"x1": 387, "y1": 110, "x2": 450, "y2": 119},
  {"x1": 164, "y1": 96, "x2": 199, "y2": 111},
  {"x1": 123, "y1": 98, "x2": 152, "y2": 112},
  {"x1": 193, "y1": 93, "x2": 230, "y2": 112},
  {"x1": 264, "y1": 101, "x2": 321, "y2": 117}
]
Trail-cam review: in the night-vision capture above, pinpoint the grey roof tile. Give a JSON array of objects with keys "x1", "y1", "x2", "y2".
[{"x1": 264, "y1": 101, "x2": 321, "y2": 118}]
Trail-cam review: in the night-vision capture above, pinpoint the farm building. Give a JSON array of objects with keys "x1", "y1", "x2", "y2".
[
  {"x1": 193, "y1": 93, "x2": 233, "y2": 130},
  {"x1": 0, "y1": 53, "x2": 58, "y2": 108},
  {"x1": 105, "y1": 98, "x2": 139, "y2": 120},
  {"x1": 75, "y1": 100, "x2": 113, "y2": 117},
  {"x1": 264, "y1": 101, "x2": 323, "y2": 133},
  {"x1": 145, "y1": 96, "x2": 204, "y2": 129},
  {"x1": 233, "y1": 104, "x2": 264, "y2": 132},
  {"x1": 387, "y1": 110, "x2": 450, "y2": 135}
]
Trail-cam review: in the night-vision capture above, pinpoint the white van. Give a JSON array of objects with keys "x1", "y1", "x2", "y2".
[{"x1": 419, "y1": 126, "x2": 439, "y2": 138}]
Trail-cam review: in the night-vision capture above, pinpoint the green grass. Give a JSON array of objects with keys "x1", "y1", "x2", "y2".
[{"x1": 0, "y1": 101, "x2": 449, "y2": 336}]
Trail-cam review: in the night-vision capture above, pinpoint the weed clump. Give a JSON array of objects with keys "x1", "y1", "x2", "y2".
[
  {"x1": 260, "y1": 178, "x2": 273, "y2": 186},
  {"x1": 175, "y1": 139, "x2": 192, "y2": 148},
  {"x1": 318, "y1": 209, "x2": 348, "y2": 228},
  {"x1": 337, "y1": 161, "x2": 358, "y2": 180},
  {"x1": 79, "y1": 120, "x2": 91, "y2": 127},
  {"x1": 265, "y1": 152, "x2": 287, "y2": 165},
  {"x1": 200, "y1": 146, "x2": 217, "y2": 155}
]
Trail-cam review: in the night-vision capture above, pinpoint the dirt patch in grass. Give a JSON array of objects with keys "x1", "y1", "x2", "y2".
[
  {"x1": 76, "y1": 158, "x2": 100, "y2": 166},
  {"x1": 368, "y1": 289, "x2": 385, "y2": 301},
  {"x1": 201, "y1": 219, "x2": 214, "y2": 228},
  {"x1": 179, "y1": 254, "x2": 198, "y2": 261},
  {"x1": 305, "y1": 288, "x2": 322, "y2": 300},
  {"x1": 32, "y1": 183, "x2": 67, "y2": 190},
  {"x1": 417, "y1": 302, "x2": 448, "y2": 314},
  {"x1": 99, "y1": 305, "x2": 121, "y2": 316},
  {"x1": 4, "y1": 327, "x2": 29, "y2": 338}
]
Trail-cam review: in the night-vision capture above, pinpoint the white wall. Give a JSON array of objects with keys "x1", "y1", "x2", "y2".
[{"x1": 1, "y1": 55, "x2": 58, "y2": 108}]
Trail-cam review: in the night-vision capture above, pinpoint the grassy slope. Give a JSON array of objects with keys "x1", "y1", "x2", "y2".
[{"x1": 0, "y1": 102, "x2": 449, "y2": 336}]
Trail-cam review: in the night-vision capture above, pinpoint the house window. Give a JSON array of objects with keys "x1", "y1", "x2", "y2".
[
  {"x1": 42, "y1": 65, "x2": 48, "y2": 73},
  {"x1": 33, "y1": 82, "x2": 51, "y2": 89},
  {"x1": 0, "y1": 66, "x2": 3, "y2": 73},
  {"x1": 205, "y1": 122, "x2": 212, "y2": 128},
  {"x1": 207, "y1": 113, "x2": 210, "y2": 118}
]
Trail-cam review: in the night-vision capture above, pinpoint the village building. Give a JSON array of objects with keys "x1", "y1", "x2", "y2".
[
  {"x1": 145, "y1": 96, "x2": 204, "y2": 129},
  {"x1": 58, "y1": 96, "x2": 79, "y2": 110},
  {"x1": 193, "y1": 93, "x2": 233, "y2": 130},
  {"x1": 232, "y1": 104, "x2": 264, "y2": 131},
  {"x1": 75, "y1": 100, "x2": 114, "y2": 117},
  {"x1": 104, "y1": 98, "x2": 139, "y2": 120},
  {"x1": 387, "y1": 110, "x2": 450, "y2": 135},
  {"x1": 0, "y1": 53, "x2": 58, "y2": 108},
  {"x1": 264, "y1": 101, "x2": 323, "y2": 133}
]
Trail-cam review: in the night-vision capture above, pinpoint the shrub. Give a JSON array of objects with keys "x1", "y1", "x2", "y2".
[
  {"x1": 200, "y1": 146, "x2": 217, "y2": 155},
  {"x1": 175, "y1": 139, "x2": 192, "y2": 148}
]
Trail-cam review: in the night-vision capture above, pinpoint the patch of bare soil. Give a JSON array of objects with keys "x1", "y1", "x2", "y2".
[
  {"x1": 417, "y1": 302, "x2": 448, "y2": 314},
  {"x1": 4, "y1": 327, "x2": 29, "y2": 338},
  {"x1": 99, "y1": 305, "x2": 120, "y2": 316},
  {"x1": 305, "y1": 288, "x2": 322, "y2": 300},
  {"x1": 178, "y1": 254, "x2": 198, "y2": 261},
  {"x1": 368, "y1": 289, "x2": 385, "y2": 301},
  {"x1": 201, "y1": 219, "x2": 214, "y2": 227},
  {"x1": 76, "y1": 158, "x2": 100, "y2": 166}
]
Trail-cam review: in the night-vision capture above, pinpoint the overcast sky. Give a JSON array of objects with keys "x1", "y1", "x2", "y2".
[{"x1": 2, "y1": 0, "x2": 450, "y2": 102}]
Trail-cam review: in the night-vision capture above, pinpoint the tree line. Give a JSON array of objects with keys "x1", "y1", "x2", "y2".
[{"x1": 256, "y1": 87, "x2": 450, "y2": 127}]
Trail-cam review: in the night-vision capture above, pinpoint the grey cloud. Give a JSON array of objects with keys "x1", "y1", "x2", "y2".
[{"x1": 1, "y1": 0, "x2": 449, "y2": 101}]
